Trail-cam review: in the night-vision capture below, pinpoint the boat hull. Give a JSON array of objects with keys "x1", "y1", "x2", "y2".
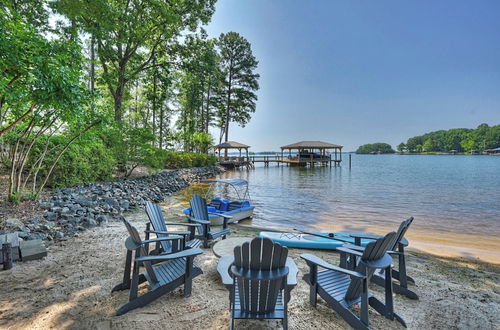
[{"x1": 259, "y1": 232, "x2": 372, "y2": 250}]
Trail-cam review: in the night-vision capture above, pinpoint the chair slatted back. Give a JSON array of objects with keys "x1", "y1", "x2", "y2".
[
  {"x1": 145, "y1": 201, "x2": 171, "y2": 253},
  {"x1": 345, "y1": 232, "x2": 396, "y2": 301},
  {"x1": 233, "y1": 237, "x2": 288, "y2": 315},
  {"x1": 121, "y1": 217, "x2": 158, "y2": 283},
  {"x1": 190, "y1": 194, "x2": 209, "y2": 221},
  {"x1": 389, "y1": 217, "x2": 414, "y2": 251}
]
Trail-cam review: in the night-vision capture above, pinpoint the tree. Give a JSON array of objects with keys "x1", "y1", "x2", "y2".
[
  {"x1": 397, "y1": 142, "x2": 406, "y2": 153},
  {"x1": 53, "y1": 0, "x2": 216, "y2": 121},
  {"x1": 356, "y1": 143, "x2": 395, "y2": 154},
  {"x1": 422, "y1": 139, "x2": 433, "y2": 152},
  {"x1": 217, "y1": 32, "x2": 259, "y2": 145},
  {"x1": 0, "y1": 8, "x2": 100, "y2": 200}
]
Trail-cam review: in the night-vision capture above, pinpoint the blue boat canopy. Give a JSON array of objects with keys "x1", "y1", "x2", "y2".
[
  {"x1": 201, "y1": 178, "x2": 251, "y2": 200},
  {"x1": 201, "y1": 179, "x2": 248, "y2": 186}
]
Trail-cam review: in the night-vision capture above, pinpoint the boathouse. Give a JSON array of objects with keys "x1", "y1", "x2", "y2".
[
  {"x1": 213, "y1": 141, "x2": 252, "y2": 169},
  {"x1": 280, "y1": 140, "x2": 343, "y2": 166}
]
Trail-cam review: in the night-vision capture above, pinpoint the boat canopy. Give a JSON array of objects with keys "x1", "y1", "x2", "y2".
[
  {"x1": 201, "y1": 179, "x2": 250, "y2": 200},
  {"x1": 201, "y1": 179, "x2": 249, "y2": 187}
]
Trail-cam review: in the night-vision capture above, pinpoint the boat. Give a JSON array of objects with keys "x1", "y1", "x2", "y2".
[
  {"x1": 183, "y1": 178, "x2": 255, "y2": 225},
  {"x1": 259, "y1": 231, "x2": 373, "y2": 250}
]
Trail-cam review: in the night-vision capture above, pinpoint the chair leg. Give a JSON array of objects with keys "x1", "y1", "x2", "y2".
[
  {"x1": 384, "y1": 266, "x2": 394, "y2": 320},
  {"x1": 112, "y1": 250, "x2": 133, "y2": 292},
  {"x1": 184, "y1": 256, "x2": 193, "y2": 296},
  {"x1": 360, "y1": 278, "x2": 369, "y2": 327},
  {"x1": 309, "y1": 265, "x2": 318, "y2": 306}
]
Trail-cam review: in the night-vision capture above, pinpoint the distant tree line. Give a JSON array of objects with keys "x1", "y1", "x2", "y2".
[
  {"x1": 397, "y1": 124, "x2": 500, "y2": 153},
  {"x1": 356, "y1": 143, "x2": 395, "y2": 154}
]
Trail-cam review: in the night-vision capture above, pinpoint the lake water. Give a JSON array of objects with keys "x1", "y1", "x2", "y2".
[{"x1": 200, "y1": 154, "x2": 500, "y2": 263}]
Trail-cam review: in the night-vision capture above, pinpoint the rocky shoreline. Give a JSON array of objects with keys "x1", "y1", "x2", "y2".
[{"x1": 0, "y1": 166, "x2": 224, "y2": 243}]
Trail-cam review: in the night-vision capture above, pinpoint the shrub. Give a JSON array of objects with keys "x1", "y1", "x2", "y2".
[
  {"x1": 163, "y1": 150, "x2": 216, "y2": 169},
  {"x1": 32, "y1": 135, "x2": 116, "y2": 187}
]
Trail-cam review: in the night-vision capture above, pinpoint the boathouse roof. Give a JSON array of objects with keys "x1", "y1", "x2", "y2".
[
  {"x1": 213, "y1": 141, "x2": 250, "y2": 149},
  {"x1": 280, "y1": 141, "x2": 343, "y2": 149}
]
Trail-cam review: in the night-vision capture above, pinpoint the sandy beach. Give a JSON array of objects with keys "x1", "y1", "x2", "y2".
[{"x1": 0, "y1": 204, "x2": 499, "y2": 330}]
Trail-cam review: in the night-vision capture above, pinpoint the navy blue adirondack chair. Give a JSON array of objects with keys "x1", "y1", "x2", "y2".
[
  {"x1": 301, "y1": 232, "x2": 406, "y2": 330},
  {"x1": 113, "y1": 217, "x2": 203, "y2": 315},
  {"x1": 339, "y1": 217, "x2": 417, "y2": 299},
  {"x1": 230, "y1": 237, "x2": 290, "y2": 329},
  {"x1": 145, "y1": 201, "x2": 202, "y2": 253},
  {"x1": 187, "y1": 194, "x2": 231, "y2": 248}
]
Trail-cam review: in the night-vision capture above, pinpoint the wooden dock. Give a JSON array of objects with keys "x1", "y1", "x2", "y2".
[
  {"x1": 215, "y1": 140, "x2": 343, "y2": 169},
  {"x1": 218, "y1": 155, "x2": 342, "y2": 168}
]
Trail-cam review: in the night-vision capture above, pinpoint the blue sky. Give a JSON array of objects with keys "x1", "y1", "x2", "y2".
[{"x1": 205, "y1": 0, "x2": 500, "y2": 151}]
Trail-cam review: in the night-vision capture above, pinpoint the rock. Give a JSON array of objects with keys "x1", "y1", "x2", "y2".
[
  {"x1": 39, "y1": 202, "x2": 53, "y2": 210},
  {"x1": 3, "y1": 218, "x2": 27, "y2": 232},
  {"x1": 30, "y1": 217, "x2": 41, "y2": 223},
  {"x1": 40, "y1": 223, "x2": 53, "y2": 231},
  {"x1": 27, "y1": 224, "x2": 41, "y2": 231},
  {"x1": 86, "y1": 218, "x2": 98, "y2": 227},
  {"x1": 55, "y1": 232, "x2": 65, "y2": 239},
  {"x1": 46, "y1": 212, "x2": 58, "y2": 221},
  {"x1": 103, "y1": 197, "x2": 119, "y2": 208},
  {"x1": 61, "y1": 207, "x2": 70, "y2": 214},
  {"x1": 119, "y1": 200, "x2": 130, "y2": 210},
  {"x1": 27, "y1": 233, "x2": 47, "y2": 240},
  {"x1": 96, "y1": 215, "x2": 108, "y2": 224}
]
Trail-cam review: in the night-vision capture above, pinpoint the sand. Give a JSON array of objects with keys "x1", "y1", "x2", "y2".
[{"x1": 0, "y1": 208, "x2": 499, "y2": 329}]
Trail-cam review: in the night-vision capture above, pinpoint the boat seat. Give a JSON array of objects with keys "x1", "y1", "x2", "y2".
[
  {"x1": 219, "y1": 200, "x2": 230, "y2": 212},
  {"x1": 228, "y1": 201, "x2": 243, "y2": 211}
]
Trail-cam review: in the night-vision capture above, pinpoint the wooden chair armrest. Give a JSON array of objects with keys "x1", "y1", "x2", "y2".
[
  {"x1": 348, "y1": 233, "x2": 382, "y2": 240},
  {"x1": 136, "y1": 247, "x2": 203, "y2": 262},
  {"x1": 337, "y1": 246, "x2": 364, "y2": 257},
  {"x1": 300, "y1": 253, "x2": 366, "y2": 279},
  {"x1": 163, "y1": 222, "x2": 202, "y2": 229},
  {"x1": 142, "y1": 236, "x2": 183, "y2": 245},
  {"x1": 399, "y1": 237, "x2": 409, "y2": 246},
  {"x1": 285, "y1": 257, "x2": 298, "y2": 287},
  {"x1": 209, "y1": 212, "x2": 232, "y2": 219},
  {"x1": 217, "y1": 256, "x2": 234, "y2": 287},
  {"x1": 187, "y1": 216, "x2": 210, "y2": 225},
  {"x1": 231, "y1": 265, "x2": 289, "y2": 280},
  {"x1": 342, "y1": 244, "x2": 365, "y2": 251}
]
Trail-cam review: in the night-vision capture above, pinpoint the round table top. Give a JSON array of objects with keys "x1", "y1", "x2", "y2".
[{"x1": 212, "y1": 237, "x2": 252, "y2": 257}]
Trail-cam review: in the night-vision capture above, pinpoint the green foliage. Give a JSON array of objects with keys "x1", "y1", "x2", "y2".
[
  {"x1": 356, "y1": 143, "x2": 395, "y2": 154},
  {"x1": 397, "y1": 143, "x2": 406, "y2": 152},
  {"x1": 53, "y1": 0, "x2": 217, "y2": 120},
  {"x1": 405, "y1": 124, "x2": 500, "y2": 152},
  {"x1": 31, "y1": 135, "x2": 116, "y2": 187},
  {"x1": 100, "y1": 123, "x2": 155, "y2": 175},
  {"x1": 163, "y1": 151, "x2": 216, "y2": 169},
  {"x1": 218, "y1": 32, "x2": 260, "y2": 142}
]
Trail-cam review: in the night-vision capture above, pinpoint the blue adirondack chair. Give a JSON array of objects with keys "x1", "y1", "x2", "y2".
[
  {"x1": 145, "y1": 201, "x2": 202, "y2": 253},
  {"x1": 229, "y1": 237, "x2": 290, "y2": 329},
  {"x1": 187, "y1": 194, "x2": 231, "y2": 248},
  {"x1": 301, "y1": 232, "x2": 406, "y2": 329},
  {"x1": 113, "y1": 217, "x2": 203, "y2": 315},
  {"x1": 339, "y1": 217, "x2": 417, "y2": 299}
]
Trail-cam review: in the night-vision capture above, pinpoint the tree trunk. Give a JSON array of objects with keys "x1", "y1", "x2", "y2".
[
  {"x1": 90, "y1": 35, "x2": 95, "y2": 92},
  {"x1": 114, "y1": 68, "x2": 127, "y2": 121},
  {"x1": 152, "y1": 66, "x2": 157, "y2": 146},
  {"x1": 205, "y1": 84, "x2": 211, "y2": 133},
  {"x1": 159, "y1": 103, "x2": 163, "y2": 149},
  {"x1": 224, "y1": 70, "x2": 233, "y2": 158}
]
